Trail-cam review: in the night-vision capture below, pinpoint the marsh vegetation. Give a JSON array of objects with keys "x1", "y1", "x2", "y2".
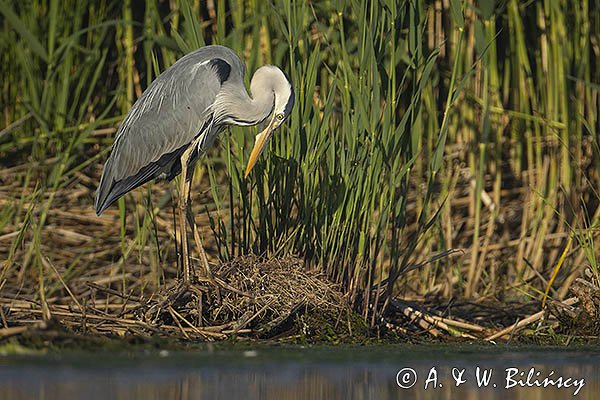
[{"x1": 1, "y1": 0, "x2": 600, "y2": 343}]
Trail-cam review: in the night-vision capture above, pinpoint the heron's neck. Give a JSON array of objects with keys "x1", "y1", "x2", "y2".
[{"x1": 216, "y1": 83, "x2": 274, "y2": 127}]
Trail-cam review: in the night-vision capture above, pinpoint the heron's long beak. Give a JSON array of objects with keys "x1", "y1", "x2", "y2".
[{"x1": 245, "y1": 114, "x2": 277, "y2": 177}]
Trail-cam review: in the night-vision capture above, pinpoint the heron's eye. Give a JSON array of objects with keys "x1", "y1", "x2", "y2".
[{"x1": 276, "y1": 113, "x2": 284, "y2": 121}]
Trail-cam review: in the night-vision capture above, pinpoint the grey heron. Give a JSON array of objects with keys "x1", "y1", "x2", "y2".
[{"x1": 95, "y1": 45, "x2": 294, "y2": 283}]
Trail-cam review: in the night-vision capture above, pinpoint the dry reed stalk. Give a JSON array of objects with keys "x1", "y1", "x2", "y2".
[{"x1": 485, "y1": 297, "x2": 579, "y2": 341}]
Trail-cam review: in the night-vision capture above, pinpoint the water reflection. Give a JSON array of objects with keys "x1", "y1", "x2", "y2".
[{"x1": 1, "y1": 346, "x2": 599, "y2": 399}]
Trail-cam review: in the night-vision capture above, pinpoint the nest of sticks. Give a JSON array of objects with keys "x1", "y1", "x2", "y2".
[
  {"x1": 1, "y1": 255, "x2": 352, "y2": 342},
  {"x1": 135, "y1": 255, "x2": 350, "y2": 339}
]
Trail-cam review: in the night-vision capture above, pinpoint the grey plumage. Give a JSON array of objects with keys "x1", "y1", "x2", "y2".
[{"x1": 95, "y1": 45, "x2": 294, "y2": 215}]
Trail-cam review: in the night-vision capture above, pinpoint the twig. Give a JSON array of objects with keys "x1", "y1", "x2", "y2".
[
  {"x1": 0, "y1": 112, "x2": 32, "y2": 140},
  {"x1": 42, "y1": 256, "x2": 83, "y2": 312},
  {"x1": 167, "y1": 306, "x2": 190, "y2": 339},
  {"x1": 485, "y1": 297, "x2": 579, "y2": 341},
  {"x1": 86, "y1": 282, "x2": 143, "y2": 303},
  {"x1": 393, "y1": 300, "x2": 478, "y2": 338}
]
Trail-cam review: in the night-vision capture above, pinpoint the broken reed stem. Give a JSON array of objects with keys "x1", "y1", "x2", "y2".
[
  {"x1": 393, "y1": 300, "x2": 482, "y2": 339},
  {"x1": 485, "y1": 297, "x2": 579, "y2": 341}
]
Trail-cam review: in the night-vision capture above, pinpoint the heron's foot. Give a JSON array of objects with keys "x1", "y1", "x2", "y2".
[
  {"x1": 139, "y1": 257, "x2": 255, "y2": 331},
  {"x1": 140, "y1": 273, "x2": 223, "y2": 328}
]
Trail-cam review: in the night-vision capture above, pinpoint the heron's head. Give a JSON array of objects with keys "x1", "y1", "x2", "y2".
[{"x1": 245, "y1": 65, "x2": 295, "y2": 177}]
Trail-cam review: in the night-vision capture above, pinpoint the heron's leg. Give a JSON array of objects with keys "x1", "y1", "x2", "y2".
[
  {"x1": 185, "y1": 204, "x2": 213, "y2": 280},
  {"x1": 179, "y1": 145, "x2": 195, "y2": 284},
  {"x1": 181, "y1": 151, "x2": 213, "y2": 281}
]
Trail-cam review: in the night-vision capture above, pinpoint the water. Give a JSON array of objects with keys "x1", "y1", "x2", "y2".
[{"x1": 1, "y1": 344, "x2": 598, "y2": 399}]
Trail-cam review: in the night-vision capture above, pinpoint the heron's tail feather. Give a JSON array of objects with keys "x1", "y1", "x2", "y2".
[
  {"x1": 94, "y1": 158, "x2": 120, "y2": 215},
  {"x1": 94, "y1": 142, "x2": 193, "y2": 215},
  {"x1": 95, "y1": 161, "x2": 161, "y2": 216}
]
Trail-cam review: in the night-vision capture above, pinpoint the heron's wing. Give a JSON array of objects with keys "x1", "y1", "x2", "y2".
[{"x1": 95, "y1": 47, "x2": 241, "y2": 215}]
